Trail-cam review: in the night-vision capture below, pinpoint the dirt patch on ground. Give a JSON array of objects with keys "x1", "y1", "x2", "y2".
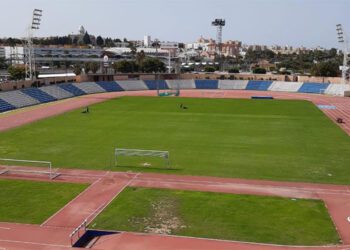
[{"x1": 131, "y1": 197, "x2": 186, "y2": 235}]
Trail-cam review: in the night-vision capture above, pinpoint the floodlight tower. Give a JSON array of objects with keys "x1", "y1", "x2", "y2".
[
  {"x1": 25, "y1": 9, "x2": 43, "y2": 80},
  {"x1": 336, "y1": 24, "x2": 349, "y2": 84},
  {"x1": 212, "y1": 19, "x2": 225, "y2": 70}
]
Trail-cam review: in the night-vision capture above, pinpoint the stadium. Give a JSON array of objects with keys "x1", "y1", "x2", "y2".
[{"x1": 0, "y1": 78, "x2": 350, "y2": 250}]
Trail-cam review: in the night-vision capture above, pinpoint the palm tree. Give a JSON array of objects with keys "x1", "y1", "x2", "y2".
[
  {"x1": 136, "y1": 50, "x2": 146, "y2": 72},
  {"x1": 128, "y1": 43, "x2": 137, "y2": 72},
  {"x1": 90, "y1": 62, "x2": 99, "y2": 74},
  {"x1": 84, "y1": 62, "x2": 91, "y2": 74}
]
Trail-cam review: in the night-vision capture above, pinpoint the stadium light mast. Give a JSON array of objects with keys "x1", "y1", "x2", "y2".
[
  {"x1": 336, "y1": 24, "x2": 349, "y2": 84},
  {"x1": 212, "y1": 18, "x2": 225, "y2": 71},
  {"x1": 25, "y1": 9, "x2": 43, "y2": 80}
]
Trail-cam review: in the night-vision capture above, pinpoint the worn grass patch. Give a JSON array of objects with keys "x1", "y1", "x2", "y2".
[
  {"x1": 91, "y1": 187, "x2": 340, "y2": 246},
  {"x1": 0, "y1": 179, "x2": 87, "y2": 224}
]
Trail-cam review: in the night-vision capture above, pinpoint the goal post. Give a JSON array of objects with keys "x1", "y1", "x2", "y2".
[
  {"x1": 114, "y1": 148, "x2": 170, "y2": 168},
  {"x1": 158, "y1": 82, "x2": 180, "y2": 97},
  {"x1": 0, "y1": 158, "x2": 60, "y2": 179}
]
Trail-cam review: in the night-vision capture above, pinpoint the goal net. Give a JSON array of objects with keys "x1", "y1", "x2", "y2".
[
  {"x1": 114, "y1": 148, "x2": 170, "y2": 169},
  {"x1": 158, "y1": 82, "x2": 180, "y2": 97},
  {"x1": 0, "y1": 158, "x2": 60, "y2": 179}
]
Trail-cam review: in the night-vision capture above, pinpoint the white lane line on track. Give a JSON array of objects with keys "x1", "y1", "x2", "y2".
[
  {"x1": 40, "y1": 176, "x2": 104, "y2": 227},
  {"x1": 0, "y1": 227, "x2": 10, "y2": 230},
  {"x1": 84, "y1": 172, "x2": 141, "y2": 225}
]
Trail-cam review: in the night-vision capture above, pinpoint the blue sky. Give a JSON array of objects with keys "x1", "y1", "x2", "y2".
[{"x1": 0, "y1": 0, "x2": 348, "y2": 48}]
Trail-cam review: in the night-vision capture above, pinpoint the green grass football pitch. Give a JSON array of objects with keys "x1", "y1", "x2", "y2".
[
  {"x1": 0, "y1": 179, "x2": 87, "y2": 224},
  {"x1": 0, "y1": 96, "x2": 349, "y2": 184},
  {"x1": 90, "y1": 187, "x2": 340, "y2": 245}
]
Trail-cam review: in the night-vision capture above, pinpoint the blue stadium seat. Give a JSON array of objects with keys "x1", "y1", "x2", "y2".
[
  {"x1": 21, "y1": 88, "x2": 57, "y2": 103},
  {"x1": 58, "y1": 84, "x2": 87, "y2": 96},
  {"x1": 144, "y1": 80, "x2": 169, "y2": 90},
  {"x1": 0, "y1": 98, "x2": 16, "y2": 112},
  {"x1": 246, "y1": 81, "x2": 273, "y2": 91},
  {"x1": 95, "y1": 81, "x2": 124, "y2": 92},
  {"x1": 298, "y1": 83, "x2": 330, "y2": 94},
  {"x1": 195, "y1": 80, "x2": 219, "y2": 89}
]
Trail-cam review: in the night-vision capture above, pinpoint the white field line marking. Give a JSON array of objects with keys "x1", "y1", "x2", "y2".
[
  {"x1": 84, "y1": 203, "x2": 108, "y2": 224},
  {"x1": 40, "y1": 176, "x2": 104, "y2": 227},
  {"x1": 0, "y1": 227, "x2": 10, "y2": 230},
  {"x1": 85, "y1": 173, "x2": 141, "y2": 225},
  {"x1": 0, "y1": 239, "x2": 70, "y2": 248}
]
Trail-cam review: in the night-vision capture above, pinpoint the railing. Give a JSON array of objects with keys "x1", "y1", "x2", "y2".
[{"x1": 69, "y1": 219, "x2": 88, "y2": 246}]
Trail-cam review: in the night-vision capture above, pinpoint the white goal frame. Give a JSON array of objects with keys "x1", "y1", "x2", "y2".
[
  {"x1": 0, "y1": 158, "x2": 60, "y2": 179},
  {"x1": 114, "y1": 148, "x2": 170, "y2": 168}
]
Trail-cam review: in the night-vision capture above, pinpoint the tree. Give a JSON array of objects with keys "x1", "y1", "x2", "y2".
[
  {"x1": 311, "y1": 61, "x2": 340, "y2": 77},
  {"x1": 245, "y1": 49, "x2": 275, "y2": 63},
  {"x1": 114, "y1": 60, "x2": 137, "y2": 73},
  {"x1": 73, "y1": 64, "x2": 82, "y2": 75},
  {"x1": 129, "y1": 44, "x2": 137, "y2": 58},
  {"x1": 136, "y1": 50, "x2": 146, "y2": 70},
  {"x1": 6, "y1": 38, "x2": 19, "y2": 47},
  {"x1": 105, "y1": 38, "x2": 115, "y2": 47},
  {"x1": 142, "y1": 58, "x2": 165, "y2": 73},
  {"x1": 83, "y1": 32, "x2": 91, "y2": 45},
  {"x1": 84, "y1": 62, "x2": 91, "y2": 74},
  {"x1": 204, "y1": 66, "x2": 216, "y2": 73},
  {"x1": 72, "y1": 37, "x2": 79, "y2": 45},
  {"x1": 8, "y1": 66, "x2": 25, "y2": 80},
  {"x1": 96, "y1": 36, "x2": 104, "y2": 47},
  {"x1": 228, "y1": 67, "x2": 239, "y2": 73},
  {"x1": 90, "y1": 62, "x2": 100, "y2": 74},
  {"x1": 253, "y1": 68, "x2": 267, "y2": 74}
]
